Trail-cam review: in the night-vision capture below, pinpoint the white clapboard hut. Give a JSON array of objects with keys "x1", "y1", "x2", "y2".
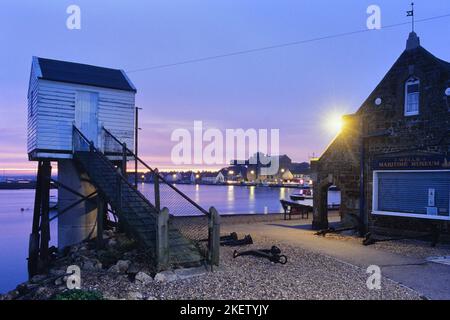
[
  {"x1": 27, "y1": 56, "x2": 136, "y2": 160},
  {"x1": 26, "y1": 57, "x2": 137, "y2": 250}
]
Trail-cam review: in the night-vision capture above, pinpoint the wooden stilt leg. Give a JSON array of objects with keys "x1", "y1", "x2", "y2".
[
  {"x1": 39, "y1": 161, "x2": 51, "y2": 271},
  {"x1": 28, "y1": 162, "x2": 43, "y2": 278}
]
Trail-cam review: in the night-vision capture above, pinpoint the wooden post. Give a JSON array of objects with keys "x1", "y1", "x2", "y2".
[
  {"x1": 156, "y1": 207, "x2": 169, "y2": 270},
  {"x1": 97, "y1": 195, "x2": 105, "y2": 249},
  {"x1": 154, "y1": 169, "x2": 161, "y2": 212},
  {"x1": 208, "y1": 207, "x2": 220, "y2": 268},
  {"x1": 39, "y1": 161, "x2": 52, "y2": 269}
]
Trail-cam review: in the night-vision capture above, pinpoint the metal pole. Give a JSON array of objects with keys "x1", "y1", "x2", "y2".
[
  {"x1": 122, "y1": 143, "x2": 127, "y2": 178},
  {"x1": 134, "y1": 107, "x2": 139, "y2": 188},
  {"x1": 154, "y1": 168, "x2": 161, "y2": 212}
]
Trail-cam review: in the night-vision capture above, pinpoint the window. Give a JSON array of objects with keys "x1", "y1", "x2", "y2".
[
  {"x1": 404, "y1": 78, "x2": 419, "y2": 116},
  {"x1": 372, "y1": 170, "x2": 450, "y2": 221}
]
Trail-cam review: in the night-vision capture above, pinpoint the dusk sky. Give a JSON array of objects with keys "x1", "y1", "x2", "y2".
[{"x1": 1, "y1": 0, "x2": 449, "y2": 173}]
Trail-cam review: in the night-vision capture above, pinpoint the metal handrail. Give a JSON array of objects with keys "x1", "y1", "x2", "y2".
[
  {"x1": 72, "y1": 125, "x2": 158, "y2": 215},
  {"x1": 102, "y1": 126, "x2": 210, "y2": 217}
]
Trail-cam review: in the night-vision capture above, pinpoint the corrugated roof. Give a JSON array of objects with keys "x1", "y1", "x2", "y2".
[{"x1": 37, "y1": 57, "x2": 136, "y2": 92}]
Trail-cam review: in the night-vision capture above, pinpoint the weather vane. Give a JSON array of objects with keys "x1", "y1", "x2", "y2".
[{"x1": 407, "y1": 2, "x2": 415, "y2": 32}]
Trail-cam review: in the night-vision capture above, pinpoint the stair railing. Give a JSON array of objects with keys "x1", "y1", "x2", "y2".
[
  {"x1": 72, "y1": 125, "x2": 158, "y2": 217},
  {"x1": 102, "y1": 127, "x2": 210, "y2": 217}
]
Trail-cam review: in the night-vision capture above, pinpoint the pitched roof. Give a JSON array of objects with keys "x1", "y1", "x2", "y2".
[{"x1": 35, "y1": 57, "x2": 136, "y2": 92}]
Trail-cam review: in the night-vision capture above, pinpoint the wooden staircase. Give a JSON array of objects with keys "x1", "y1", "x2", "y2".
[{"x1": 73, "y1": 149, "x2": 203, "y2": 268}]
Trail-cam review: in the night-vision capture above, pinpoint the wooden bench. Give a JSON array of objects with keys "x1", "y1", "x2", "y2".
[{"x1": 280, "y1": 200, "x2": 313, "y2": 220}]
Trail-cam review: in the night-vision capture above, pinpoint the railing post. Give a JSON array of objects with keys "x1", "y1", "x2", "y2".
[
  {"x1": 154, "y1": 169, "x2": 161, "y2": 212},
  {"x1": 208, "y1": 207, "x2": 220, "y2": 268},
  {"x1": 156, "y1": 207, "x2": 169, "y2": 270}
]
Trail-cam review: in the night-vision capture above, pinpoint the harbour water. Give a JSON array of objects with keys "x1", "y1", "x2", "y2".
[{"x1": 0, "y1": 185, "x2": 340, "y2": 293}]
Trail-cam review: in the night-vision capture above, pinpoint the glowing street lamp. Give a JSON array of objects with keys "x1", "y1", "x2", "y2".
[{"x1": 324, "y1": 112, "x2": 344, "y2": 136}]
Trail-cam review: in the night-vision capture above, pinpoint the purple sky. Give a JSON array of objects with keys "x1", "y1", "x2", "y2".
[{"x1": 1, "y1": 0, "x2": 449, "y2": 173}]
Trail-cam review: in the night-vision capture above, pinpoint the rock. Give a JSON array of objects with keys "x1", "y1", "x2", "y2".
[
  {"x1": 126, "y1": 263, "x2": 139, "y2": 275},
  {"x1": 30, "y1": 274, "x2": 47, "y2": 284},
  {"x1": 135, "y1": 272, "x2": 153, "y2": 285},
  {"x1": 108, "y1": 239, "x2": 117, "y2": 247},
  {"x1": 82, "y1": 260, "x2": 96, "y2": 271},
  {"x1": 103, "y1": 230, "x2": 115, "y2": 238},
  {"x1": 69, "y1": 246, "x2": 79, "y2": 254},
  {"x1": 107, "y1": 265, "x2": 120, "y2": 273},
  {"x1": 34, "y1": 286, "x2": 52, "y2": 299},
  {"x1": 2, "y1": 290, "x2": 20, "y2": 300},
  {"x1": 54, "y1": 277, "x2": 64, "y2": 286},
  {"x1": 146, "y1": 296, "x2": 157, "y2": 300},
  {"x1": 127, "y1": 291, "x2": 143, "y2": 300},
  {"x1": 116, "y1": 260, "x2": 131, "y2": 273},
  {"x1": 49, "y1": 269, "x2": 66, "y2": 277},
  {"x1": 154, "y1": 271, "x2": 178, "y2": 283}
]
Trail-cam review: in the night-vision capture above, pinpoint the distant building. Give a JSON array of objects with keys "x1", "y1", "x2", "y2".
[
  {"x1": 164, "y1": 172, "x2": 181, "y2": 183},
  {"x1": 311, "y1": 32, "x2": 450, "y2": 235},
  {"x1": 201, "y1": 172, "x2": 225, "y2": 184}
]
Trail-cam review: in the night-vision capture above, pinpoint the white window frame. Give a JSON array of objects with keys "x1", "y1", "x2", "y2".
[
  {"x1": 372, "y1": 170, "x2": 450, "y2": 221},
  {"x1": 404, "y1": 78, "x2": 420, "y2": 116}
]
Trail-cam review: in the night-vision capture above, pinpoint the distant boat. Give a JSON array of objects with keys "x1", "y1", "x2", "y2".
[{"x1": 290, "y1": 194, "x2": 305, "y2": 201}]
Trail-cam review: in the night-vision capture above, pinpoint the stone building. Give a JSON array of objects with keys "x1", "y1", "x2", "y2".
[{"x1": 311, "y1": 32, "x2": 450, "y2": 236}]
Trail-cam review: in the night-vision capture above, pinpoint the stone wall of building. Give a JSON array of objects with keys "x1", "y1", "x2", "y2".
[{"x1": 312, "y1": 38, "x2": 450, "y2": 235}]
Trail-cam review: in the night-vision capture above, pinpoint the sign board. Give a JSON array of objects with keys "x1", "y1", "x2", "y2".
[{"x1": 372, "y1": 155, "x2": 450, "y2": 170}]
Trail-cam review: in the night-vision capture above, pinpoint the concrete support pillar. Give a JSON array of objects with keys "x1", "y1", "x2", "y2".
[
  {"x1": 208, "y1": 207, "x2": 220, "y2": 267},
  {"x1": 58, "y1": 160, "x2": 98, "y2": 250},
  {"x1": 156, "y1": 207, "x2": 169, "y2": 270}
]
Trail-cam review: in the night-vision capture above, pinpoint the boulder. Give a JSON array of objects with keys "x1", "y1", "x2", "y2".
[
  {"x1": 154, "y1": 271, "x2": 178, "y2": 283},
  {"x1": 116, "y1": 260, "x2": 131, "y2": 273},
  {"x1": 107, "y1": 264, "x2": 120, "y2": 273},
  {"x1": 30, "y1": 274, "x2": 47, "y2": 284},
  {"x1": 135, "y1": 272, "x2": 153, "y2": 285}
]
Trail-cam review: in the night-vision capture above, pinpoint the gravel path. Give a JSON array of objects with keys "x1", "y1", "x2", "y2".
[
  {"x1": 324, "y1": 233, "x2": 450, "y2": 260},
  {"x1": 86, "y1": 236, "x2": 420, "y2": 300}
]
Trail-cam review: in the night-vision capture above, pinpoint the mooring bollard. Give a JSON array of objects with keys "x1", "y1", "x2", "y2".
[
  {"x1": 208, "y1": 207, "x2": 220, "y2": 268},
  {"x1": 157, "y1": 207, "x2": 169, "y2": 270}
]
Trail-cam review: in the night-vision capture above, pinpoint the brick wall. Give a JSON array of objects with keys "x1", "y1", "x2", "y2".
[{"x1": 312, "y1": 42, "x2": 450, "y2": 234}]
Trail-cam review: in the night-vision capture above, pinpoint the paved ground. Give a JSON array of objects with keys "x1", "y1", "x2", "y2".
[{"x1": 222, "y1": 214, "x2": 450, "y2": 300}]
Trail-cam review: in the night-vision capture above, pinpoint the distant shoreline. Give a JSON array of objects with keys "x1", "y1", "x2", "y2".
[{"x1": 0, "y1": 181, "x2": 305, "y2": 190}]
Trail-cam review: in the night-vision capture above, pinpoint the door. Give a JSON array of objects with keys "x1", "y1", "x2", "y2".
[{"x1": 75, "y1": 91, "x2": 99, "y2": 146}]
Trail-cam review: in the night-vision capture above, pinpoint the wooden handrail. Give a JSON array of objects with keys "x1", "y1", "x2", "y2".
[
  {"x1": 73, "y1": 125, "x2": 158, "y2": 215},
  {"x1": 102, "y1": 127, "x2": 210, "y2": 217}
]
